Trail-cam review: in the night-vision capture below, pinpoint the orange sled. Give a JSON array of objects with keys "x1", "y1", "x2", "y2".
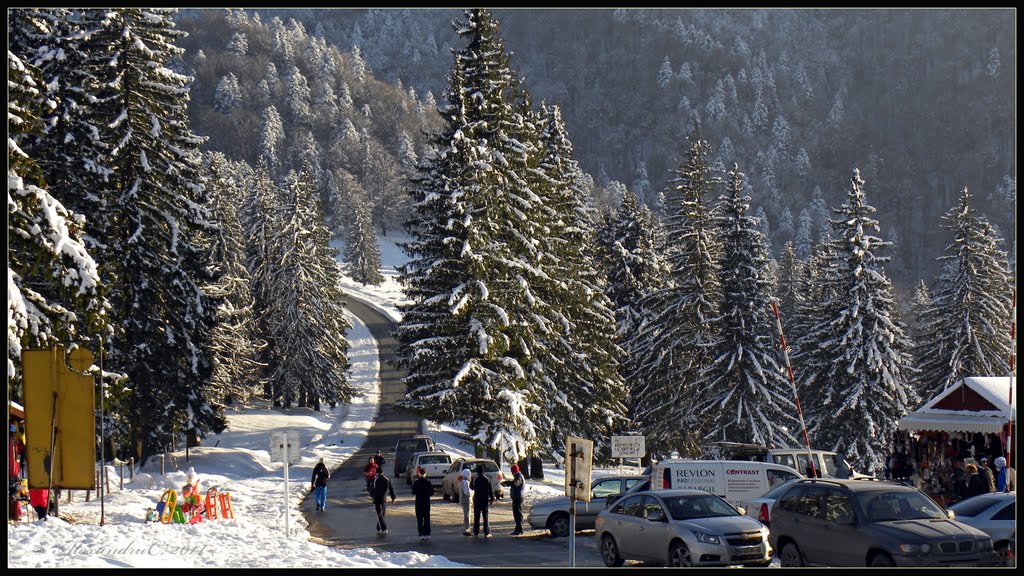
[
  {"x1": 219, "y1": 491, "x2": 235, "y2": 519},
  {"x1": 205, "y1": 488, "x2": 219, "y2": 519}
]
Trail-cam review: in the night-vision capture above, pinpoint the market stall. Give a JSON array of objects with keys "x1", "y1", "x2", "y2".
[{"x1": 896, "y1": 377, "x2": 1015, "y2": 506}]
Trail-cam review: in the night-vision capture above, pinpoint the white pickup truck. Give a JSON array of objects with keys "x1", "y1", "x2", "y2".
[{"x1": 405, "y1": 451, "x2": 453, "y2": 487}]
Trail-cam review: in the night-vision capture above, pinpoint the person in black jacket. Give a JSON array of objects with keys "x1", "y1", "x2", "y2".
[
  {"x1": 471, "y1": 467, "x2": 495, "y2": 538},
  {"x1": 373, "y1": 450, "x2": 386, "y2": 468},
  {"x1": 371, "y1": 466, "x2": 396, "y2": 535},
  {"x1": 509, "y1": 464, "x2": 525, "y2": 535},
  {"x1": 310, "y1": 457, "x2": 330, "y2": 512},
  {"x1": 410, "y1": 467, "x2": 435, "y2": 541}
]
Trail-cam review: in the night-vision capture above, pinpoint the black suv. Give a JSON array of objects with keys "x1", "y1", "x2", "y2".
[
  {"x1": 393, "y1": 435, "x2": 435, "y2": 478},
  {"x1": 769, "y1": 478, "x2": 998, "y2": 567}
]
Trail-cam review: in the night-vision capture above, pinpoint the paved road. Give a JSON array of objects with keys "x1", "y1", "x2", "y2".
[{"x1": 302, "y1": 295, "x2": 606, "y2": 567}]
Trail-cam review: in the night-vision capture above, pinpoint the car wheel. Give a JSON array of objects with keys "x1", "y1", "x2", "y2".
[
  {"x1": 442, "y1": 485, "x2": 450, "y2": 501},
  {"x1": 995, "y1": 542, "x2": 1012, "y2": 567},
  {"x1": 869, "y1": 552, "x2": 895, "y2": 567},
  {"x1": 600, "y1": 534, "x2": 625, "y2": 567},
  {"x1": 453, "y1": 491, "x2": 460, "y2": 504},
  {"x1": 669, "y1": 540, "x2": 693, "y2": 567},
  {"x1": 548, "y1": 512, "x2": 570, "y2": 538},
  {"x1": 780, "y1": 542, "x2": 804, "y2": 567}
]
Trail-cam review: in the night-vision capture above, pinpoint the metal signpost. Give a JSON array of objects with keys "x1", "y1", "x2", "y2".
[
  {"x1": 611, "y1": 435, "x2": 645, "y2": 473},
  {"x1": 269, "y1": 430, "x2": 300, "y2": 537},
  {"x1": 564, "y1": 436, "x2": 593, "y2": 568}
]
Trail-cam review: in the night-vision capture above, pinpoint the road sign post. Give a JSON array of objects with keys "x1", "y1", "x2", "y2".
[
  {"x1": 611, "y1": 435, "x2": 645, "y2": 474},
  {"x1": 565, "y1": 436, "x2": 593, "y2": 568},
  {"x1": 270, "y1": 430, "x2": 300, "y2": 537}
]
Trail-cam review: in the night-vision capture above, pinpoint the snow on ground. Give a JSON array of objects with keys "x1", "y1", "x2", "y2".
[{"x1": 331, "y1": 233, "x2": 412, "y2": 322}]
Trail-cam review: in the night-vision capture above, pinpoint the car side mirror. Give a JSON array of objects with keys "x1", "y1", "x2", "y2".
[
  {"x1": 946, "y1": 510, "x2": 955, "y2": 520},
  {"x1": 736, "y1": 507, "x2": 746, "y2": 516},
  {"x1": 647, "y1": 510, "x2": 666, "y2": 522}
]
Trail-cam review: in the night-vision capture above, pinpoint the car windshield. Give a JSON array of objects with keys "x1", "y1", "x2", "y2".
[
  {"x1": 419, "y1": 455, "x2": 450, "y2": 465},
  {"x1": 664, "y1": 494, "x2": 739, "y2": 520},
  {"x1": 759, "y1": 479, "x2": 797, "y2": 500},
  {"x1": 398, "y1": 439, "x2": 429, "y2": 452},
  {"x1": 469, "y1": 461, "x2": 499, "y2": 473},
  {"x1": 858, "y1": 490, "x2": 947, "y2": 522}
]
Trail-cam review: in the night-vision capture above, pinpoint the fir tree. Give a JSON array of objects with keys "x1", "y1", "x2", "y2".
[
  {"x1": 344, "y1": 191, "x2": 385, "y2": 286},
  {"x1": 698, "y1": 164, "x2": 799, "y2": 447},
  {"x1": 627, "y1": 123, "x2": 722, "y2": 456},
  {"x1": 803, "y1": 170, "x2": 919, "y2": 474},
  {"x1": 395, "y1": 10, "x2": 546, "y2": 463},
  {"x1": 88, "y1": 8, "x2": 225, "y2": 460},
  {"x1": 916, "y1": 187, "x2": 1013, "y2": 398},
  {"x1": 264, "y1": 163, "x2": 353, "y2": 410}
]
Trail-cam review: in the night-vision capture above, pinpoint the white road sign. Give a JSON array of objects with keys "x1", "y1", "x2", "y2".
[{"x1": 611, "y1": 435, "x2": 645, "y2": 459}]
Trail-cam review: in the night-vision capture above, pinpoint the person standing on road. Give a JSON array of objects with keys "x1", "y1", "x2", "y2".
[
  {"x1": 411, "y1": 466, "x2": 435, "y2": 541},
  {"x1": 510, "y1": 464, "x2": 525, "y2": 535},
  {"x1": 472, "y1": 467, "x2": 495, "y2": 538},
  {"x1": 371, "y1": 466, "x2": 396, "y2": 535},
  {"x1": 994, "y1": 456, "x2": 1015, "y2": 492},
  {"x1": 364, "y1": 456, "x2": 378, "y2": 495},
  {"x1": 374, "y1": 450, "x2": 386, "y2": 468},
  {"x1": 459, "y1": 468, "x2": 473, "y2": 535},
  {"x1": 311, "y1": 457, "x2": 330, "y2": 512}
]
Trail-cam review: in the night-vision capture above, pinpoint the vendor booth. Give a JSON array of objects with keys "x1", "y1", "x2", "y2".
[{"x1": 896, "y1": 377, "x2": 1015, "y2": 506}]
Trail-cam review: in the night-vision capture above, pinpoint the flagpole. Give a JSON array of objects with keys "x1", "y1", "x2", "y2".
[
  {"x1": 771, "y1": 302, "x2": 817, "y2": 478},
  {"x1": 1007, "y1": 290, "x2": 1015, "y2": 467}
]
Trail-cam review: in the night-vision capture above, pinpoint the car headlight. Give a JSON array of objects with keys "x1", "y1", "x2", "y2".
[
  {"x1": 979, "y1": 539, "x2": 993, "y2": 550},
  {"x1": 693, "y1": 532, "x2": 721, "y2": 545},
  {"x1": 898, "y1": 543, "x2": 931, "y2": 554}
]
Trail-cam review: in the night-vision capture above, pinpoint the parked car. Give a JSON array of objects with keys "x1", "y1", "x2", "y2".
[
  {"x1": 745, "y1": 478, "x2": 798, "y2": 528},
  {"x1": 393, "y1": 435, "x2": 435, "y2": 478},
  {"x1": 769, "y1": 478, "x2": 998, "y2": 567},
  {"x1": 594, "y1": 489, "x2": 772, "y2": 567},
  {"x1": 404, "y1": 451, "x2": 452, "y2": 486},
  {"x1": 709, "y1": 441, "x2": 869, "y2": 479},
  {"x1": 947, "y1": 492, "x2": 1015, "y2": 566},
  {"x1": 441, "y1": 457, "x2": 504, "y2": 500},
  {"x1": 527, "y1": 475, "x2": 646, "y2": 537}
]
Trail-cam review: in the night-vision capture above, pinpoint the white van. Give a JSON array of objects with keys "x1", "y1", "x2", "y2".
[
  {"x1": 651, "y1": 460, "x2": 803, "y2": 513},
  {"x1": 707, "y1": 442, "x2": 868, "y2": 479}
]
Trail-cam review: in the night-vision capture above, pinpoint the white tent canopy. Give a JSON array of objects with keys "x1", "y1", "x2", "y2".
[{"x1": 898, "y1": 377, "x2": 1016, "y2": 434}]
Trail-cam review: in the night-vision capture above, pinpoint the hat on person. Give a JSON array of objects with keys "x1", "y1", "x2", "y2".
[
  {"x1": 182, "y1": 484, "x2": 193, "y2": 494},
  {"x1": 980, "y1": 456, "x2": 989, "y2": 463},
  {"x1": 995, "y1": 456, "x2": 1007, "y2": 469},
  {"x1": 511, "y1": 464, "x2": 520, "y2": 473},
  {"x1": 965, "y1": 463, "x2": 978, "y2": 474}
]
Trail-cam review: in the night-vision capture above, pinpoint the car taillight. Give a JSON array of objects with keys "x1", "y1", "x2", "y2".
[
  {"x1": 758, "y1": 503, "x2": 770, "y2": 525},
  {"x1": 498, "y1": 472, "x2": 504, "y2": 481}
]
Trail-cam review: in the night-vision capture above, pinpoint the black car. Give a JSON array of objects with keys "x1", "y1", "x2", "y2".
[{"x1": 769, "y1": 478, "x2": 999, "y2": 567}]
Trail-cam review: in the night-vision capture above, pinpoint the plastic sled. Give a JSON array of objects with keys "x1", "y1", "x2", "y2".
[
  {"x1": 158, "y1": 489, "x2": 178, "y2": 524},
  {"x1": 205, "y1": 489, "x2": 219, "y2": 519},
  {"x1": 219, "y1": 492, "x2": 235, "y2": 519}
]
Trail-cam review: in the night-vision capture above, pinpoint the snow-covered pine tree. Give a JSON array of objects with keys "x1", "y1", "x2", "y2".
[
  {"x1": 79, "y1": 8, "x2": 226, "y2": 460},
  {"x1": 203, "y1": 152, "x2": 265, "y2": 407},
  {"x1": 916, "y1": 187, "x2": 1013, "y2": 398},
  {"x1": 775, "y1": 240, "x2": 804, "y2": 326},
  {"x1": 344, "y1": 188, "x2": 385, "y2": 286},
  {"x1": 395, "y1": 10, "x2": 545, "y2": 463},
  {"x1": 627, "y1": 122, "x2": 722, "y2": 457},
  {"x1": 697, "y1": 164, "x2": 799, "y2": 447},
  {"x1": 242, "y1": 158, "x2": 284, "y2": 399},
  {"x1": 802, "y1": 170, "x2": 919, "y2": 474},
  {"x1": 264, "y1": 162, "x2": 353, "y2": 410},
  {"x1": 906, "y1": 279, "x2": 935, "y2": 375},
  {"x1": 7, "y1": 49, "x2": 108, "y2": 389},
  {"x1": 528, "y1": 103, "x2": 628, "y2": 457},
  {"x1": 791, "y1": 231, "x2": 839, "y2": 420}
]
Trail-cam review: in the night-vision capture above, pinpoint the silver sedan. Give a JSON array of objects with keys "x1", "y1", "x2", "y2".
[
  {"x1": 947, "y1": 492, "x2": 1015, "y2": 566},
  {"x1": 594, "y1": 489, "x2": 772, "y2": 567}
]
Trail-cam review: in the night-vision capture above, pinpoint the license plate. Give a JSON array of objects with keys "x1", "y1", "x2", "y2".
[{"x1": 735, "y1": 545, "x2": 761, "y2": 554}]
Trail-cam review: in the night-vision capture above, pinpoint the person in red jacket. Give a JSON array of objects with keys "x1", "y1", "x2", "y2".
[
  {"x1": 29, "y1": 488, "x2": 49, "y2": 520},
  {"x1": 363, "y1": 456, "x2": 378, "y2": 494},
  {"x1": 179, "y1": 484, "x2": 205, "y2": 520}
]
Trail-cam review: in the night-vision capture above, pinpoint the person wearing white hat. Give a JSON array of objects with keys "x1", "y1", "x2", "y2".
[{"x1": 994, "y1": 456, "x2": 1015, "y2": 492}]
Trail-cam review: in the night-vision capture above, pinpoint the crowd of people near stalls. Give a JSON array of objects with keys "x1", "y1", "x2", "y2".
[{"x1": 884, "y1": 430, "x2": 1015, "y2": 506}]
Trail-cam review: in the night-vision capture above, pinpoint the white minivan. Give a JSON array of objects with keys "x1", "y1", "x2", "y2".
[{"x1": 651, "y1": 460, "x2": 804, "y2": 513}]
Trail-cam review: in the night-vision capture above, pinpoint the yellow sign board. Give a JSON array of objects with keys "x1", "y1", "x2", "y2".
[{"x1": 22, "y1": 346, "x2": 97, "y2": 489}]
